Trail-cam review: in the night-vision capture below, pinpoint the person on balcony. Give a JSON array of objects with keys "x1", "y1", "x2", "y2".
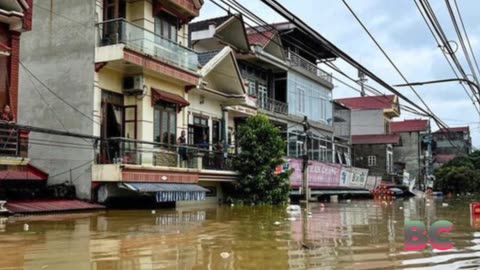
[
  {"x1": 177, "y1": 130, "x2": 188, "y2": 164},
  {"x1": 0, "y1": 105, "x2": 15, "y2": 124},
  {"x1": 198, "y1": 134, "x2": 209, "y2": 150},
  {"x1": 214, "y1": 141, "x2": 225, "y2": 170}
]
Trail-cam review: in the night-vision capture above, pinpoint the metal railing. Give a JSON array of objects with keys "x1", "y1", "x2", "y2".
[
  {"x1": 96, "y1": 18, "x2": 199, "y2": 72},
  {"x1": 285, "y1": 50, "x2": 333, "y2": 84},
  {"x1": 258, "y1": 96, "x2": 289, "y2": 115},
  {"x1": 0, "y1": 126, "x2": 28, "y2": 158},
  {"x1": 96, "y1": 137, "x2": 235, "y2": 171}
]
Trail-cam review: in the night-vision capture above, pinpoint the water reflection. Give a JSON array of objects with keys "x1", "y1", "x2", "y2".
[{"x1": 0, "y1": 199, "x2": 479, "y2": 269}]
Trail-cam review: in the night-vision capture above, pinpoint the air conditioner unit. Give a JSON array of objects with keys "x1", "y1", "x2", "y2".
[{"x1": 123, "y1": 76, "x2": 144, "y2": 96}]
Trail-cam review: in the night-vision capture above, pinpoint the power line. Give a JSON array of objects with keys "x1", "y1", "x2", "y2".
[
  {"x1": 412, "y1": 0, "x2": 480, "y2": 113},
  {"x1": 444, "y1": 0, "x2": 480, "y2": 89},
  {"x1": 341, "y1": 0, "x2": 439, "y2": 121},
  {"x1": 19, "y1": 61, "x2": 101, "y2": 126},
  {"x1": 452, "y1": 0, "x2": 480, "y2": 81}
]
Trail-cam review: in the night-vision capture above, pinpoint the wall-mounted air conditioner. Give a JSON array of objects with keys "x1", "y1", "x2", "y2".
[{"x1": 123, "y1": 76, "x2": 144, "y2": 96}]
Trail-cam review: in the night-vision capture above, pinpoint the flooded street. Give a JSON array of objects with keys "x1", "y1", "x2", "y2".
[{"x1": 0, "y1": 198, "x2": 479, "y2": 270}]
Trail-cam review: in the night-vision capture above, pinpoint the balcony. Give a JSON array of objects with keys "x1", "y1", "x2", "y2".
[
  {"x1": 97, "y1": 19, "x2": 198, "y2": 72},
  {"x1": 0, "y1": 125, "x2": 29, "y2": 160},
  {"x1": 96, "y1": 137, "x2": 235, "y2": 172},
  {"x1": 257, "y1": 96, "x2": 289, "y2": 115},
  {"x1": 285, "y1": 50, "x2": 333, "y2": 85}
]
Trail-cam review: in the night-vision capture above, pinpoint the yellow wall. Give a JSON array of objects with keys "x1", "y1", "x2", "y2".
[{"x1": 95, "y1": 68, "x2": 188, "y2": 158}]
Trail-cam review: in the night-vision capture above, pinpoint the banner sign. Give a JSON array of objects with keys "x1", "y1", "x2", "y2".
[
  {"x1": 289, "y1": 159, "x2": 342, "y2": 187},
  {"x1": 289, "y1": 159, "x2": 369, "y2": 189},
  {"x1": 349, "y1": 168, "x2": 368, "y2": 188}
]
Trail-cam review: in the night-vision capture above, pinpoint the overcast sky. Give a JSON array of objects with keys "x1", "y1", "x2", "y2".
[{"x1": 198, "y1": 0, "x2": 480, "y2": 147}]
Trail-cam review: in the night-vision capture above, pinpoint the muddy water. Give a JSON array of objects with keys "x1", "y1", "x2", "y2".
[{"x1": 0, "y1": 198, "x2": 479, "y2": 270}]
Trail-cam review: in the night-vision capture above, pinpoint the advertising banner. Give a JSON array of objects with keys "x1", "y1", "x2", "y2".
[
  {"x1": 288, "y1": 159, "x2": 342, "y2": 187},
  {"x1": 339, "y1": 167, "x2": 353, "y2": 187},
  {"x1": 349, "y1": 167, "x2": 368, "y2": 188}
]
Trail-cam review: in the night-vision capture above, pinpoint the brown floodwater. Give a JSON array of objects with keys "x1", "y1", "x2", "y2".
[{"x1": 0, "y1": 198, "x2": 479, "y2": 270}]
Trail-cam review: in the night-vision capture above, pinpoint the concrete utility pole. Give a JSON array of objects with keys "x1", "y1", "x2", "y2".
[
  {"x1": 422, "y1": 119, "x2": 433, "y2": 191},
  {"x1": 302, "y1": 116, "x2": 310, "y2": 202},
  {"x1": 357, "y1": 70, "x2": 368, "y2": 97}
]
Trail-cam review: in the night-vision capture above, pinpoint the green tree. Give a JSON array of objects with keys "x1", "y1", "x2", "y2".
[{"x1": 232, "y1": 114, "x2": 291, "y2": 205}]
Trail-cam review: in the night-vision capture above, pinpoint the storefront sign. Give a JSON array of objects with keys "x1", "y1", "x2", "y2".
[
  {"x1": 289, "y1": 159, "x2": 342, "y2": 187},
  {"x1": 349, "y1": 168, "x2": 368, "y2": 188}
]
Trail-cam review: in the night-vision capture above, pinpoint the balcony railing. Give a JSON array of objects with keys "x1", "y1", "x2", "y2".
[
  {"x1": 0, "y1": 126, "x2": 29, "y2": 158},
  {"x1": 257, "y1": 96, "x2": 289, "y2": 115},
  {"x1": 96, "y1": 137, "x2": 235, "y2": 172},
  {"x1": 285, "y1": 50, "x2": 333, "y2": 84},
  {"x1": 96, "y1": 18, "x2": 198, "y2": 72}
]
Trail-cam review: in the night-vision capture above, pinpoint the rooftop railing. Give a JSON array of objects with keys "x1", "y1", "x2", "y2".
[{"x1": 285, "y1": 50, "x2": 333, "y2": 84}]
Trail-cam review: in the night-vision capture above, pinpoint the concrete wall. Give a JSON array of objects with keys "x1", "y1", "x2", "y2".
[
  {"x1": 353, "y1": 144, "x2": 388, "y2": 177},
  {"x1": 393, "y1": 132, "x2": 422, "y2": 180},
  {"x1": 18, "y1": 0, "x2": 96, "y2": 199},
  {"x1": 351, "y1": 110, "x2": 385, "y2": 136}
]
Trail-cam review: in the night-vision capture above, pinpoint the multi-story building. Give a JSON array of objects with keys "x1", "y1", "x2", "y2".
[
  {"x1": 0, "y1": 0, "x2": 48, "y2": 200},
  {"x1": 190, "y1": 16, "x2": 338, "y2": 164},
  {"x1": 390, "y1": 119, "x2": 429, "y2": 182},
  {"x1": 432, "y1": 126, "x2": 472, "y2": 168},
  {"x1": 19, "y1": 0, "x2": 246, "y2": 206},
  {"x1": 336, "y1": 95, "x2": 401, "y2": 178},
  {"x1": 333, "y1": 101, "x2": 351, "y2": 165}
]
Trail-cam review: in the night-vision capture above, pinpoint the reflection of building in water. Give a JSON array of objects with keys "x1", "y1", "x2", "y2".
[{"x1": 155, "y1": 211, "x2": 206, "y2": 226}]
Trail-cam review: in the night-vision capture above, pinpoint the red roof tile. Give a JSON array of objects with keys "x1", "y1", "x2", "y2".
[
  {"x1": 435, "y1": 126, "x2": 470, "y2": 133},
  {"x1": 0, "y1": 164, "x2": 48, "y2": 181},
  {"x1": 434, "y1": 154, "x2": 456, "y2": 164},
  {"x1": 352, "y1": 134, "x2": 400, "y2": 145},
  {"x1": 247, "y1": 30, "x2": 276, "y2": 47},
  {"x1": 336, "y1": 95, "x2": 396, "y2": 110},
  {"x1": 391, "y1": 119, "x2": 429, "y2": 133},
  {"x1": 6, "y1": 200, "x2": 105, "y2": 214}
]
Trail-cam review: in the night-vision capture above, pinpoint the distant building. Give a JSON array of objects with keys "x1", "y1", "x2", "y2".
[
  {"x1": 333, "y1": 101, "x2": 351, "y2": 165},
  {"x1": 432, "y1": 126, "x2": 472, "y2": 168},
  {"x1": 336, "y1": 95, "x2": 401, "y2": 178},
  {"x1": 390, "y1": 119, "x2": 429, "y2": 182}
]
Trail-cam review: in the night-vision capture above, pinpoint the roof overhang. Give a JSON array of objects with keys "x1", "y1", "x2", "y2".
[
  {"x1": 215, "y1": 15, "x2": 250, "y2": 52},
  {"x1": 199, "y1": 46, "x2": 247, "y2": 96}
]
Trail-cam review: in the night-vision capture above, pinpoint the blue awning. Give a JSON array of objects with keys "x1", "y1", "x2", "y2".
[{"x1": 119, "y1": 183, "x2": 209, "y2": 202}]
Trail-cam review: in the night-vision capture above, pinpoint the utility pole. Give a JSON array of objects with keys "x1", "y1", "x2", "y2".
[
  {"x1": 302, "y1": 116, "x2": 310, "y2": 202},
  {"x1": 422, "y1": 118, "x2": 433, "y2": 191},
  {"x1": 357, "y1": 70, "x2": 368, "y2": 97}
]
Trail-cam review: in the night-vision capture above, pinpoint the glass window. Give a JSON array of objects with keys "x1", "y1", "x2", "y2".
[
  {"x1": 248, "y1": 80, "x2": 257, "y2": 96},
  {"x1": 368, "y1": 155, "x2": 377, "y2": 167},
  {"x1": 154, "y1": 105, "x2": 177, "y2": 145},
  {"x1": 298, "y1": 88, "x2": 305, "y2": 113},
  {"x1": 155, "y1": 11, "x2": 178, "y2": 42}
]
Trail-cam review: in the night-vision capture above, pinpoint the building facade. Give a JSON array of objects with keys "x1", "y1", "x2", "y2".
[
  {"x1": 0, "y1": 0, "x2": 49, "y2": 200},
  {"x1": 20, "y1": 0, "x2": 240, "y2": 205},
  {"x1": 432, "y1": 126, "x2": 472, "y2": 168},
  {"x1": 336, "y1": 95, "x2": 401, "y2": 178},
  {"x1": 391, "y1": 119, "x2": 429, "y2": 182}
]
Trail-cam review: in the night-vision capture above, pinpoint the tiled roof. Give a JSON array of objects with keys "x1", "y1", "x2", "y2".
[
  {"x1": 189, "y1": 14, "x2": 233, "y2": 32},
  {"x1": 391, "y1": 119, "x2": 429, "y2": 133},
  {"x1": 352, "y1": 134, "x2": 401, "y2": 145},
  {"x1": 197, "y1": 50, "x2": 221, "y2": 66},
  {"x1": 247, "y1": 29, "x2": 276, "y2": 47},
  {"x1": 6, "y1": 200, "x2": 105, "y2": 214},
  {"x1": 435, "y1": 126, "x2": 470, "y2": 133},
  {"x1": 434, "y1": 154, "x2": 456, "y2": 164},
  {"x1": 335, "y1": 95, "x2": 396, "y2": 110}
]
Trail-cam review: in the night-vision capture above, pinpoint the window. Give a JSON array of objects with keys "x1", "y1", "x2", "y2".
[
  {"x1": 154, "y1": 104, "x2": 177, "y2": 146},
  {"x1": 387, "y1": 151, "x2": 393, "y2": 173},
  {"x1": 190, "y1": 115, "x2": 209, "y2": 147},
  {"x1": 212, "y1": 119, "x2": 221, "y2": 144},
  {"x1": 298, "y1": 88, "x2": 305, "y2": 113},
  {"x1": 368, "y1": 155, "x2": 377, "y2": 167},
  {"x1": 258, "y1": 83, "x2": 268, "y2": 109},
  {"x1": 248, "y1": 80, "x2": 257, "y2": 96},
  {"x1": 155, "y1": 11, "x2": 178, "y2": 42}
]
